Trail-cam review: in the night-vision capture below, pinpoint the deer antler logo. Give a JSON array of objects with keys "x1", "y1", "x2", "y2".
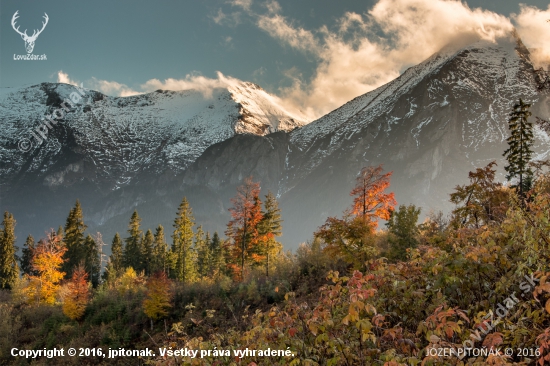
[{"x1": 11, "y1": 11, "x2": 49, "y2": 54}]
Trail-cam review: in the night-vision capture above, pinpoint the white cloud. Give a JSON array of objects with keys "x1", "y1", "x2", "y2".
[
  {"x1": 223, "y1": 36, "x2": 234, "y2": 47},
  {"x1": 140, "y1": 72, "x2": 240, "y2": 98},
  {"x1": 212, "y1": 8, "x2": 227, "y2": 24},
  {"x1": 57, "y1": 71, "x2": 141, "y2": 97},
  {"x1": 257, "y1": 13, "x2": 321, "y2": 54},
  {"x1": 230, "y1": 0, "x2": 253, "y2": 12},
  {"x1": 211, "y1": 8, "x2": 241, "y2": 27},
  {"x1": 246, "y1": 0, "x2": 516, "y2": 119},
  {"x1": 56, "y1": 1, "x2": 550, "y2": 122},
  {"x1": 57, "y1": 71, "x2": 240, "y2": 99},
  {"x1": 89, "y1": 78, "x2": 141, "y2": 97},
  {"x1": 513, "y1": 5, "x2": 550, "y2": 68},
  {"x1": 57, "y1": 71, "x2": 79, "y2": 86}
]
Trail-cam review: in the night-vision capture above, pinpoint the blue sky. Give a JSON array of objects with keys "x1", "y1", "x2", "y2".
[{"x1": 1, "y1": 0, "x2": 549, "y2": 118}]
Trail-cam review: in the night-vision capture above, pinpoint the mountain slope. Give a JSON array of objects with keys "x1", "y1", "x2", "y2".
[
  {"x1": 0, "y1": 81, "x2": 305, "y2": 242},
  {"x1": 182, "y1": 36, "x2": 549, "y2": 246},
  {"x1": 0, "y1": 81, "x2": 305, "y2": 190},
  {"x1": 1, "y1": 36, "x2": 548, "y2": 250}
]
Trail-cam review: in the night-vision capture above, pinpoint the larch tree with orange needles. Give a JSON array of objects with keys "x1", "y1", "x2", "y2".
[
  {"x1": 143, "y1": 271, "x2": 172, "y2": 329},
  {"x1": 350, "y1": 165, "x2": 396, "y2": 227},
  {"x1": 225, "y1": 177, "x2": 264, "y2": 281},
  {"x1": 315, "y1": 165, "x2": 396, "y2": 269},
  {"x1": 62, "y1": 265, "x2": 90, "y2": 320},
  {"x1": 26, "y1": 230, "x2": 67, "y2": 305}
]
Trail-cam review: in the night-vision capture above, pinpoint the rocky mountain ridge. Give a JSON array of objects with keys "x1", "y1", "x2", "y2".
[
  {"x1": 0, "y1": 81, "x2": 305, "y2": 191},
  {"x1": 1, "y1": 36, "x2": 549, "y2": 248}
]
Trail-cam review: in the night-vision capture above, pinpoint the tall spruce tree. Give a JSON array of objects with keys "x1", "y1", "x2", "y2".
[
  {"x1": 103, "y1": 233, "x2": 123, "y2": 283},
  {"x1": 142, "y1": 229, "x2": 154, "y2": 275},
  {"x1": 258, "y1": 191, "x2": 283, "y2": 277},
  {"x1": 503, "y1": 99, "x2": 534, "y2": 197},
  {"x1": 205, "y1": 232, "x2": 212, "y2": 276},
  {"x1": 152, "y1": 225, "x2": 168, "y2": 275},
  {"x1": 110, "y1": 233, "x2": 124, "y2": 274},
  {"x1": 172, "y1": 198, "x2": 196, "y2": 283},
  {"x1": 83, "y1": 234, "x2": 101, "y2": 287},
  {"x1": 20, "y1": 234, "x2": 36, "y2": 276},
  {"x1": 0, "y1": 212, "x2": 18, "y2": 290},
  {"x1": 195, "y1": 226, "x2": 209, "y2": 278},
  {"x1": 63, "y1": 200, "x2": 87, "y2": 278},
  {"x1": 124, "y1": 211, "x2": 143, "y2": 272},
  {"x1": 209, "y1": 232, "x2": 225, "y2": 277}
]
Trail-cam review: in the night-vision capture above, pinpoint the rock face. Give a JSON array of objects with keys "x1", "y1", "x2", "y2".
[{"x1": 1, "y1": 36, "x2": 549, "y2": 250}]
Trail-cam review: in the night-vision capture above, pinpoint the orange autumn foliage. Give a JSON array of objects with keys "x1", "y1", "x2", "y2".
[
  {"x1": 143, "y1": 271, "x2": 172, "y2": 321},
  {"x1": 315, "y1": 165, "x2": 396, "y2": 267},
  {"x1": 225, "y1": 177, "x2": 264, "y2": 280},
  {"x1": 62, "y1": 266, "x2": 90, "y2": 320},
  {"x1": 350, "y1": 165, "x2": 396, "y2": 228},
  {"x1": 25, "y1": 231, "x2": 66, "y2": 305}
]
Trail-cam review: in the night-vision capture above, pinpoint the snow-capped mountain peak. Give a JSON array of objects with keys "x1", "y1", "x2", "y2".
[{"x1": 0, "y1": 80, "x2": 306, "y2": 191}]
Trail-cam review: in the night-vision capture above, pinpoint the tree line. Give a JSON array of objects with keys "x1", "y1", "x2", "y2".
[
  {"x1": 0, "y1": 96, "x2": 543, "y2": 338},
  {"x1": 0, "y1": 179, "x2": 283, "y2": 290},
  {"x1": 0, "y1": 97, "x2": 538, "y2": 293}
]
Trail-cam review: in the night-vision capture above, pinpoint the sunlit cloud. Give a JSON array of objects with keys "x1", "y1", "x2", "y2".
[
  {"x1": 513, "y1": 4, "x2": 550, "y2": 68},
  {"x1": 57, "y1": 1, "x2": 550, "y2": 123},
  {"x1": 89, "y1": 78, "x2": 141, "y2": 97},
  {"x1": 140, "y1": 72, "x2": 233, "y2": 98},
  {"x1": 57, "y1": 71, "x2": 79, "y2": 86},
  {"x1": 229, "y1": 0, "x2": 253, "y2": 12},
  {"x1": 231, "y1": 0, "x2": 519, "y2": 119},
  {"x1": 211, "y1": 8, "x2": 242, "y2": 27}
]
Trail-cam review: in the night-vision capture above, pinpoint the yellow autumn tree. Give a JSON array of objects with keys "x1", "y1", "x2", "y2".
[
  {"x1": 115, "y1": 267, "x2": 145, "y2": 295},
  {"x1": 25, "y1": 231, "x2": 66, "y2": 305},
  {"x1": 62, "y1": 266, "x2": 90, "y2": 320},
  {"x1": 143, "y1": 271, "x2": 172, "y2": 328}
]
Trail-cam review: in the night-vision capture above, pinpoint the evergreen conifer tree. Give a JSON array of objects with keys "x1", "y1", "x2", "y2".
[
  {"x1": 110, "y1": 233, "x2": 124, "y2": 275},
  {"x1": 0, "y1": 212, "x2": 18, "y2": 290},
  {"x1": 209, "y1": 232, "x2": 225, "y2": 277},
  {"x1": 124, "y1": 210, "x2": 143, "y2": 272},
  {"x1": 503, "y1": 99, "x2": 534, "y2": 197},
  {"x1": 83, "y1": 234, "x2": 101, "y2": 287},
  {"x1": 172, "y1": 198, "x2": 196, "y2": 282},
  {"x1": 258, "y1": 191, "x2": 283, "y2": 277},
  {"x1": 142, "y1": 229, "x2": 154, "y2": 275},
  {"x1": 20, "y1": 234, "x2": 36, "y2": 276},
  {"x1": 152, "y1": 225, "x2": 168, "y2": 274},
  {"x1": 204, "y1": 232, "x2": 212, "y2": 275},
  {"x1": 195, "y1": 226, "x2": 209, "y2": 278},
  {"x1": 63, "y1": 200, "x2": 87, "y2": 279}
]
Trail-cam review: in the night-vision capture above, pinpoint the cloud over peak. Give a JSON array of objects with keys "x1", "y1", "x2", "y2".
[
  {"x1": 234, "y1": 0, "x2": 522, "y2": 119},
  {"x1": 60, "y1": 1, "x2": 550, "y2": 121}
]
